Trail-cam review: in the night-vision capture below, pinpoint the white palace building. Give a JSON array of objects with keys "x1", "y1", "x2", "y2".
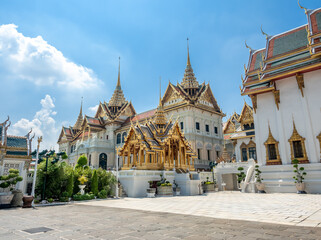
[{"x1": 238, "y1": 5, "x2": 321, "y2": 193}]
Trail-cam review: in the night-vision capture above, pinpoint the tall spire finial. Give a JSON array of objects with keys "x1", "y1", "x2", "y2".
[
  {"x1": 187, "y1": 38, "x2": 190, "y2": 66},
  {"x1": 159, "y1": 76, "x2": 162, "y2": 105},
  {"x1": 80, "y1": 96, "x2": 83, "y2": 115},
  {"x1": 117, "y1": 57, "x2": 121, "y2": 89}
]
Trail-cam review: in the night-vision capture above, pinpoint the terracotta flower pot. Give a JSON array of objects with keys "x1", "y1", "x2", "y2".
[
  {"x1": 295, "y1": 182, "x2": 306, "y2": 194},
  {"x1": 255, "y1": 182, "x2": 266, "y2": 193},
  {"x1": 22, "y1": 195, "x2": 34, "y2": 208}
]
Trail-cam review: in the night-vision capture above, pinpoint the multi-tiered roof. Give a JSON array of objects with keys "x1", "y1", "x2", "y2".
[{"x1": 241, "y1": 4, "x2": 321, "y2": 107}]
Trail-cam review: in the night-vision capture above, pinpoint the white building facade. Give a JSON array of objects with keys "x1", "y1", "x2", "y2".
[{"x1": 241, "y1": 6, "x2": 321, "y2": 193}]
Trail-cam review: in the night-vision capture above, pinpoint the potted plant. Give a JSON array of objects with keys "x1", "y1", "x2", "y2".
[
  {"x1": 157, "y1": 175, "x2": 173, "y2": 196},
  {"x1": 146, "y1": 181, "x2": 156, "y2": 198},
  {"x1": 202, "y1": 177, "x2": 215, "y2": 193},
  {"x1": 254, "y1": 165, "x2": 265, "y2": 193},
  {"x1": 292, "y1": 159, "x2": 307, "y2": 194},
  {"x1": 172, "y1": 180, "x2": 180, "y2": 196},
  {"x1": 236, "y1": 167, "x2": 246, "y2": 190},
  {"x1": 78, "y1": 175, "x2": 88, "y2": 195},
  {"x1": 0, "y1": 169, "x2": 23, "y2": 208}
]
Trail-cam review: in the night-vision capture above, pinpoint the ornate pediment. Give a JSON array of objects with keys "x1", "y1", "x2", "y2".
[
  {"x1": 239, "y1": 102, "x2": 254, "y2": 125},
  {"x1": 223, "y1": 119, "x2": 235, "y2": 134}
]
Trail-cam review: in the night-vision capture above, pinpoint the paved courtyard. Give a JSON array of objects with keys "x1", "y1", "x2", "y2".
[
  {"x1": 80, "y1": 191, "x2": 321, "y2": 227},
  {"x1": 0, "y1": 192, "x2": 321, "y2": 240}
]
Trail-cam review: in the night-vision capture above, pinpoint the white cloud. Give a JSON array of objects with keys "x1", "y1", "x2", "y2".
[
  {"x1": 0, "y1": 24, "x2": 101, "y2": 90},
  {"x1": 88, "y1": 105, "x2": 98, "y2": 114},
  {"x1": 8, "y1": 95, "x2": 59, "y2": 150}
]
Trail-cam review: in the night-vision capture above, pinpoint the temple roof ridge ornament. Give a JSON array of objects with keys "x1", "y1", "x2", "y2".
[
  {"x1": 298, "y1": 0, "x2": 308, "y2": 14},
  {"x1": 260, "y1": 25, "x2": 270, "y2": 40}
]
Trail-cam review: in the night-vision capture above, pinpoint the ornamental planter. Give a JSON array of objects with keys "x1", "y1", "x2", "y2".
[
  {"x1": 0, "y1": 192, "x2": 14, "y2": 208},
  {"x1": 157, "y1": 186, "x2": 173, "y2": 196},
  {"x1": 296, "y1": 183, "x2": 306, "y2": 194},
  {"x1": 11, "y1": 189, "x2": 23, "y2": 207},
  {"x1": 173, "y1": 187, "x2": 180, "y2": 196},
  {"x1": 255, "y1": 183, "x2": 266, "y2": 193},
  {"x1": 78, "y1": 185, "x2": 86, "y2": 195},
  {"x1": 22, "y1": 195, "x2": 34, "y2": 208},
  {"x1": 146, "y1": 188, "x2": 156, "y2": 198},
  {"x1": 202, "y1": 183, "x2": 215, "y2": 193}
]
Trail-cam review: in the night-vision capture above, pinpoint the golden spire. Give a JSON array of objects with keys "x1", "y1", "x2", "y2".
[
  {"x1": 108, "y1": 57, "x2": 126, "y2": 109},
  {"x1": 181, "y1": 38, "x2": 199, "y2": 91},
  {"x1": 154, "y1": 77, "x2": 167, "y2": 127},
  {"x1": 73, "y1": 97, "x2": 84, "y2": 130},
  {"x1": 187, "y1": 38, "x2": 191, "y2": 66},
  {"x1": 116, "y1": 57, "x2": 121, "y2": 90},
  {"x1": 159, "y1": 76, "x2": 162, "y2": 105}
]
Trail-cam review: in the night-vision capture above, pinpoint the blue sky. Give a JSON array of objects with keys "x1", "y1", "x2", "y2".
[{"x1": 0, "y1": 0, "x2": 320, "y2": 149}]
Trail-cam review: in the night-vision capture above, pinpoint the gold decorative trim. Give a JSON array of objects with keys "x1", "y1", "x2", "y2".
[
  {"x1": 264, "y1": 125, "x2": 282, "y2": 165},
  {"x1": 296, "y1": 73, "x2": 305, "y2": 97},
  {"x1": 250, "y1": 95, "x2": 257, "y2": 113},
  {"x1": 288, "y1": 120, "x2": 309, "y2": 163},
  {"x1": 273, "y1": 90, "x2": 280, "y2": 110}
]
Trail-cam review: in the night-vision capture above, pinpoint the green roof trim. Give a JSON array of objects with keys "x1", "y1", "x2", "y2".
[
  {"x1": 272, "y1": 28, "x2": 308, "y2": 57},
  {"x1": 7, "y1": 137, "x2": 27, "y2": 148},
  {"x1": 254, "y1": 51, "x2": 264, "y2": 70},
  {"x1": 6, "y1": 151, "x2": 28, "y2": 156},
  {"x1": 271, "y1": 52, "x2": 310, "y2": 68},
  {"x1": 316, "y1": 12, "x2": 321, "y2": 31}
]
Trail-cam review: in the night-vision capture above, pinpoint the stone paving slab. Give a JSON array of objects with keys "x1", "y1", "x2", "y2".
[
  {"x1": 78, "y1": 191, "x2": 321, "y2": 227},
  {"x1": 1, "y1": 204, "x2": 321, "y2": 240}
]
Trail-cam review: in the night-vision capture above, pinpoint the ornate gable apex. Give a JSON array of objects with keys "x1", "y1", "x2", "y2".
[
  {"x1": 197, "y1": 84, "x2": 222, "y2": 113},
  {"x1": 223, "y1": 119, "x2": 235, "y2": 134},
  {"x1": 162, "y1": 82, "x2": 185, "y2": 106},
  {"x1": 238, "y1": 101, "x2": 254, "y2": 125},
  {"x1": 57, "y1": 127, "x2": 67, "y2": 143}
]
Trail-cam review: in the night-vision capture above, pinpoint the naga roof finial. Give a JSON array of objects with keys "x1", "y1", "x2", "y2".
[
  {"x1": 245, "y1": 40, "x2": 253, "y2": 52},
  {"x1": 260, "y1": 25, "x2": 269, "y2": 39},
  {"x1": 298, "y1": 0, "x2": 308, "y2": 14}
]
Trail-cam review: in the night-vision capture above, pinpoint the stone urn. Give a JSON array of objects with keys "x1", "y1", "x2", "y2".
[
  {"x1": 0, "y1": 192, "x2": 14, "y2": 208},
  {"x1": 146, "y1": 188, "x2": 156, "y2": 198},
  {"x1": 157, "y1": 185, "x2": 173, "y2": 196},
  {"x1": 202, "y1": 183, "x2": 215, "y2": 193},
  {"x1": 11, "y1": 189, "x2": 24, "y2": 207},
  {"x1": 79, "y1": 185, "x2": 86, "y2": 195},
  {"x1": 296, "y1": 182, "x2": 306, "y2": 194},
  {"x1": 173, "y1": 187, "x2": 180, "y2": 196},
  {"x1": 22, "y1": 195, "x2": 34, "y2": 208},
  {"x1": 255, "y1": 182, "x2": 266, "y2": 193}
]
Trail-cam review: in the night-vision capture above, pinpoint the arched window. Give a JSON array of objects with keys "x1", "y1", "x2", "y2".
[
  {"x1": 99, "y1": 153, "x2": 107, "y2": 170},
  {"x1": 116, "y1": 133, "x2": 121, "y2": 144},
  {"x1": 122, "y1": 132, "x2": 127, "y2": 143}
]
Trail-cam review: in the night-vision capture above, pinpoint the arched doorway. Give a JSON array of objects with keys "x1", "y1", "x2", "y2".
[{"x1": 99, "y1": 153, "x2": 107, "y2": 170}]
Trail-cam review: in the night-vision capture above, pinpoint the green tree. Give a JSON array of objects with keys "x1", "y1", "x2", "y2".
[
  {"x1": 66, "y1": 171, "x2": 74, "y2": 197},
  {"x1": 96, "y1": 168, "x2": 116, "y2": 196},
  {"x1": 91, "y1": 170, "x2": 98, "y2": 196}
]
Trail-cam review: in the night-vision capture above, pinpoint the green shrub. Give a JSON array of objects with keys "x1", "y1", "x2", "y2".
[
  {"x1": 59, "y1": 191, "x2": 69, "y2": 202},
  {"x1": 0, "y1": 168, "x2": 23, "y2": 191},
  {"x1": 73, "y1": 193, "x2": 95, "y2": 201},
  {"x1": 47, "y1": 198, "x2": 54, "y2": 203},
  {"x1": 292, "y1": 159, "x2": 307, "y2": 183},
  {"x1": 237, "y1": 167, "x2": 246, "y2": 183},
  {"x1": 255, "y1": 165, "x2": 263, "y2": 183},
  {"x1": 98, "y1": 189, "x2": 107, "y2": 199},
  {"x1": 91, "y1": 170, "x2": 98, "y2": 196},
  {"x1": 66, "y1": 172, "x2": 74, "y2": 197},
  {"x1": 76, "y1": 155, "x2": 87, "y2": 168}
]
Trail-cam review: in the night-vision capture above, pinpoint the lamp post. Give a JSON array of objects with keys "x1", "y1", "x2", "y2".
[
  {"x1": 31, "y1": 136, "x2": 42, "y2": 206},
  {"x1": 115, "y1": 150, "x2": 119, "y2": 198}
]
